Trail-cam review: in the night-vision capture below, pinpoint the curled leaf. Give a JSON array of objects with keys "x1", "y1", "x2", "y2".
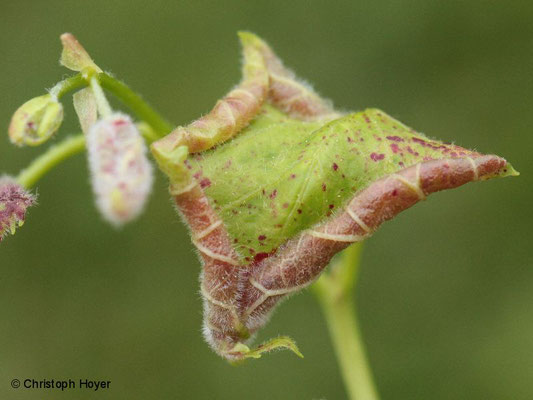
[
  {"x1": 238, "y1": 31, "x2": 339, "y2": 120},
  {"x1": 151, "y1": 144, "x2": 191, "y2": 195},
  {"x1": 153, "y1": 32, "x2": 518, "y2": 361},
  {"x1": 188, "y1": 106, "x2": 517, "y2": 257},
  {"x1": 0, "y1": 177, "x2": 35, "y2": 241}
]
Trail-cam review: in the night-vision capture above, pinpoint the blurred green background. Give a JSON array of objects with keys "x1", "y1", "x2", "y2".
[{"x1": 1, "y1": 1, "x2": 532, "y2": 399}]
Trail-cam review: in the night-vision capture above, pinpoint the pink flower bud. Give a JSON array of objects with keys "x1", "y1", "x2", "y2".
[
  {"x1": 0, "y1": 177, "x2": 35, "y2": 241},
  {"x1": 87, "y1": 114, "x2": 153, "y2": 226}
]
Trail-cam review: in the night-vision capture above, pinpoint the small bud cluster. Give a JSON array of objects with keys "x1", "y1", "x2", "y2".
[
  {"x1": 0, "y1": 177, "x2": 35, "y2": 241},
  {"x1": 2, "y1": 33, "x2": 156, "y2": 243},
  {"x1": 87, "y1": 114, "x2": 153, "y2": 226}
]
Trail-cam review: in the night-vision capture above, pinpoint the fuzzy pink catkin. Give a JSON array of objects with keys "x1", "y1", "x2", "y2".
[
  {"x1": 87, "y1": 114, "x2": 153, "y2": 226},
  {"x1": 0, "y1": 177, "x2": 35, "y2": 241}
]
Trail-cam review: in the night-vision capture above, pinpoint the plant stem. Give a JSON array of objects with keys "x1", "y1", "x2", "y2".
[
  {"x1": 90, "y1": 76, "x2": 112, "y2": 117},
  {"x1": 50, "y1": 74, "x2": 87, "y2": 99},
  {"x1": 312, "y1": 244, "x2": 379, "y2": 400},
  {"x1": 50, "y1": 72, "x2": 174, "y2": 137},
  {"x1": 15, "y1": 135, "x2": 86, "y2": 189},
  {"x1": 98, "y1": 73, "x2": 174, "y2": 136}
]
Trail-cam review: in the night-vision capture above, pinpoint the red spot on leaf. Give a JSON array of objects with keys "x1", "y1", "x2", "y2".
[
  {"x1": 322, "y1": 183, "x2": 327, "y2": 191},
  {"x1": 406, "y1": 146, "x2": 419, "y2": 156},
  {"x1": 412, "y1": 137, "x2": 427, "y2": 146},
  {"x1": 370, "y1": 153, "x2": 385, "y2": 161},
  {"x1": 253, "y1": 252, "x2": 269, "y2": 263},
  {"x1": 258, "y1": 235, "x2": 267, "y2": 241},
  {"x1": 270, "y1": 189, "x2": 278, "y2": 199},
  {"x1": 200, "y1": 178, "x2": 211, "y2": 188},
  {"x1": 252, "y1": 248, "x2": 277, "y2": 265},
  {"x1": 332, "y1": 163, "x2": 339, "y2": 171},
  {"x1": 386, "y1": 136, "x2": 404, "y2": 142}
]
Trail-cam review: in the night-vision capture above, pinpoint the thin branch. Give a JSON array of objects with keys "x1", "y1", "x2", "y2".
[{"x1": 313, "y1": 244, "x2": 380, "y2": 400}]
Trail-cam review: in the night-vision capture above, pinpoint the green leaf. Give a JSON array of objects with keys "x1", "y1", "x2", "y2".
[
  {"x1": 229, "y1": 336, "x2": 303, "y2": 362},
  {"x1": 189, "y1": 104, "x2": 516, "y2": 259},
  {"x1": 60, "y1": 33, "x2": 102, "y2": 73}
]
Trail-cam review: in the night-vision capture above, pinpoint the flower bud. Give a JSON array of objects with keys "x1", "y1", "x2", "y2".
[
  {"x1": 9, "y1": 94, "x2": 64, "y2": 146},
  {"x1": 87, "y1": 114, "x2": 153, "y2": 226},
  {"x1": 0, "y1": 177, "x2": 35, "y2": 241}
]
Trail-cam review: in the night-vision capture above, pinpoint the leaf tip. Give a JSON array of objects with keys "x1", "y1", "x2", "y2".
[
  {"x1": 60, "y1": 32, "x2": 102, "y2": 73},
  {"x1": 227, "y1": 336, "x2": 304, "y2": 362}
]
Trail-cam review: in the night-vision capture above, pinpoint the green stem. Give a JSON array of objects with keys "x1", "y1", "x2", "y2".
[
  {"x1": 313, "y1": 244, "x2": 380, "y2": 400},
  {"x1": 90, "y1": 76, "x2": 113, "y2": 117},
  {"x1": 51, "y1": 74, "x2": 87, "y2": 99},
  {"x1": 51, "y1": 72, "x2": 174, "y2": 137},
  {"x1": 98, "y1": 73, "x2": 174, "y2": 136},
  {"x1": 15, "y1": 135, "x2": 86, "y2": 189}
]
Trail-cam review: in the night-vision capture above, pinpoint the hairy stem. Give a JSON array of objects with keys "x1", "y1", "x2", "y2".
[
  {"x1": 90, "y1": 76, "x2": 113, "y2": 117},
  {"x1": 313, "y1": 244, "x2": 379, "y2": 400},
  {"x1": 51, "y1": 72, "x2": 174, "y2": 137},
  {"x1": 51, "y1": 74, "x2": 87, "y2": 98},
  {"x1": 98, "y1": 73, "x2": 174, "y2": 136},
  {"x1": 16, "y1": 135, "x2": 86, "y2": 189}
]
